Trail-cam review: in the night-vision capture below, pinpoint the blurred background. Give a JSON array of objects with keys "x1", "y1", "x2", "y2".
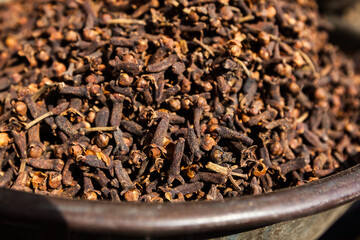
[
  {"x1": 319, "y1": 201, "x2": 360, "y2": 240},
  {"x1": 317, "y1": 1, "x2": 360, "y2": 239},
  {"x1": 318, "y1": 0, "x2": 360, "y2": 72}
]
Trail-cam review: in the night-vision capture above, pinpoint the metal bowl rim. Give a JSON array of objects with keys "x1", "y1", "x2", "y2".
[{"x1": 0, "y1": 164, "x2": 359, "y2": 237}]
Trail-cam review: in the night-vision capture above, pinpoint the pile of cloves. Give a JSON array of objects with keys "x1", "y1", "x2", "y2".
[{"x1": 0, "y1": 0, "x2": 359, "y2": 202}]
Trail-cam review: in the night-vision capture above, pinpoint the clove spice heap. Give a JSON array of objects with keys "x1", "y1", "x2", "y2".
[{"x1": 0, "y1": 0, "x2": 359, "y2": 202}]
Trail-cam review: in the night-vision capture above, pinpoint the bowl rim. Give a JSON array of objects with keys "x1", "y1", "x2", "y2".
[{"x1": 0, "y1": 163, "x2": 359, "y2": 237}]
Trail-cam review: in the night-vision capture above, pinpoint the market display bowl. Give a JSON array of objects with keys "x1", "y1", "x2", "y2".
[{"x1": 0, "y1": 163, "x2": 359, "y2": 239}]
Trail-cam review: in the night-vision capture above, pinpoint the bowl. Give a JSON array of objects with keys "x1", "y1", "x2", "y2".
[
  {"x1": 0, "y1": 0, "x2": 359, "y2": 238},
  {"x1": 0, "y1": 163, "x2": 359, "y2": 239}
]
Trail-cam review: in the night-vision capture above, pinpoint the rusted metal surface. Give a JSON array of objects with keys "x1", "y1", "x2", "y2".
[
  {"x1": 216, "y1": 203, "x2": 351, "y2": 240},
  {"x1": 0, "y1": 164, "x2": 359, "y2": 238}
]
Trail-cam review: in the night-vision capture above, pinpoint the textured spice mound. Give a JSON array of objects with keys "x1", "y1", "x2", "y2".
[{"x1": 0, "y1": 0, "x2": 359, "y2": 202}]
